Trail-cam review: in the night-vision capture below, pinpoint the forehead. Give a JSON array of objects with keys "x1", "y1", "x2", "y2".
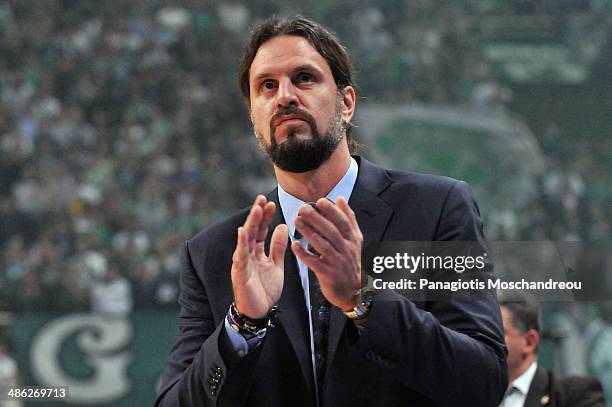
[{"x1": 249, "y1": 35, "x2": 333, "y2": 81}]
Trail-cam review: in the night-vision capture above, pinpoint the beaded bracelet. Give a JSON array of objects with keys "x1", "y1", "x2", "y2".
[{"x1": 227, "y1": 302, "x2": 278, "y2": 339}]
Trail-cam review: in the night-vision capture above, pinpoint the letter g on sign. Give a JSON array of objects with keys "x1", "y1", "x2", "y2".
[{"x1": 30, "y1": 313, "x2": 133, "y2": 404}]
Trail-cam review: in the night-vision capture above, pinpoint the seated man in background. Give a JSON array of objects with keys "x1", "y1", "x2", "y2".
[{"x1": 499, "y1": 290, "x2": 605, "y2": 407}]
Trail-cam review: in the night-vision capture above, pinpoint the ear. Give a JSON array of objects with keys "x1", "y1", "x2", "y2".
[
  {"x1": 523, "y1": 329, "x2": 540, "y2": 354},
  {"x1": 340, "y1": 85, "x2": 356, "y2": 124}
]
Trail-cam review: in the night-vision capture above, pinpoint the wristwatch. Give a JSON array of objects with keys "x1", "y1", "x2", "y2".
[{"x1": 343, "y1": 288, "x2": 375, "y2": 320}]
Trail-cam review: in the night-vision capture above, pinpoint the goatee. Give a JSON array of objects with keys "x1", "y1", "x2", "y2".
[{"x1": 258, "y1": 104, "x2": 344, "y2": 173}]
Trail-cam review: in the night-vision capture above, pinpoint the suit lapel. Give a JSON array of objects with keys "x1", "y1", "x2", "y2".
[
  {"x1": 326, "y1": 157, "x2": 394, "y2": 380},
  {"x1": 265, "y1": 189, "x2": 315, "y2": 395},
  {"x1": 524, "y1": 366, "x2": 552, "y2": 407}
]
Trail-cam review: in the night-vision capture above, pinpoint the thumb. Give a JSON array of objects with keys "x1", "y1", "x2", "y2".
[{"x1": 269, "y1": 224, "x2": 288, "y2": 266}]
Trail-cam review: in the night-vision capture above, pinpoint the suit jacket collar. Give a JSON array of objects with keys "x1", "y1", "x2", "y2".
[
  {"x1": 524, "y1": 365, "x2": 553, "y2": 407},
  {"x1": 264, "y1": 156, "x2": 395, "y2": 398}
]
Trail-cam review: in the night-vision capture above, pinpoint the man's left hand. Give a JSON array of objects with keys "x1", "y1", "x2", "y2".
[{"x1": 291, "y1": 196, "x2": 363, "y2": 311}]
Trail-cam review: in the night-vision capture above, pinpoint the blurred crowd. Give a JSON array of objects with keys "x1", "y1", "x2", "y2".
[{"x1": 0, "y1": 0, "x2": 610, "y2": 313}]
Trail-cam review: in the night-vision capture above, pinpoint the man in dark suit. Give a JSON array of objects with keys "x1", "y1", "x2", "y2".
[
  {"x1": 499, "y1": 291, "x2": 605, "y2": 407},
  {"x1": 156, "y1": 17, "x2": 508, "y2": 406}
]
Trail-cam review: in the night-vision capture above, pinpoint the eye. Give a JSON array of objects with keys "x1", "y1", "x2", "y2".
[
  {"x1": 260, "y1": 80, "x2": 276, "y2": 91},
  {"x1": 295, "y1": 72, "x2": 314, "y2": 84}
]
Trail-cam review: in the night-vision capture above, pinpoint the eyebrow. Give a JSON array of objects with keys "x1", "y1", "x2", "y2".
[{"x1": 252, "y1": 63, "x2": 323, "y2": 83}]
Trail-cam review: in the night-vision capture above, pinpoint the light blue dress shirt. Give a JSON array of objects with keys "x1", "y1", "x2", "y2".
[
  {"x1": 224, "y1": 157, "x2": 359, "y2": 365},
  {"x1": 500, "y1": 361, "x2": 538, "y2": 407}
]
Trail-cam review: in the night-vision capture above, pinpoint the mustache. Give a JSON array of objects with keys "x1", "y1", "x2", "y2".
[{"x1": 269, "y1": 106, "x2": 317, "y2": 134}]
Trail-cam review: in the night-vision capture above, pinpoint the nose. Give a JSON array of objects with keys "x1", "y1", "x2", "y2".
[{"x1": 276, "y1": 78, "x2": 298, "y2": 109}]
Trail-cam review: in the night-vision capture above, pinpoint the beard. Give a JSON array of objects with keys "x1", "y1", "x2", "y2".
[{"x1": 256, "y1": 101, "x2": 344, "y2": 173}]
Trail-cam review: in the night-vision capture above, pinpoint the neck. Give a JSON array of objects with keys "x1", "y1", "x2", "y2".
[
  {"x1": 509, "y1": 355, "x2": 536, "y2": 383},
  {"x1": 274, "y1": 142, "x2": 351, "y2": 202}
]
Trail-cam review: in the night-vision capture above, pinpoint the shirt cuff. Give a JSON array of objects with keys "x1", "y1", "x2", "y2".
[{"x1": 224, "y1": 316, "x2": 265, "y2": 357}]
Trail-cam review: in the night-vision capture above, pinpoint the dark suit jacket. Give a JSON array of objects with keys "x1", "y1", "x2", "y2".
[
  {"x1": 156, "y1": 156, "x2": 508, "y2": 406},
  {"x1": 524, "y1": 366, "x2": 605, "y2": 407}
]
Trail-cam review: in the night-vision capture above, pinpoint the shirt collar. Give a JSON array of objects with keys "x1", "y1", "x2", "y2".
[
  {"x1": 278, "y1": 156, "x2": 358, "y2": 240},
  {"x1": 511, "y1": 361, "x2": 538, "y2": 396}
]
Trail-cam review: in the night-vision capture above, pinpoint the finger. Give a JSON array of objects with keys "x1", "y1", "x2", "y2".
[
  {"x1": 294, "y1": 216, "x2": 341, "y2": 264},
  {"x1": 335, "y1": 196, "x2": 360, "y2": 234},
  {"x1": 313, "y1": 198, "x2": 354, "y2": 240},
  {"x1": 297, "y1": 203, "x2": 346, "y2": 248},
  {"x1": 269, "y1": 224, "x2": 288, "y2": 266},
  {"x1": 245, "y1": 206, "x2": 262, "y2": 252},
  {"x1": 244, "y1": 195, "x2": 266, "y2": 245},
  {"x1": 291, "y1": 240, "x2": 329, "y2": 275},
  {"x1": 336, "y1": 197, "x2": 363, "y2": 244},
  {"x1": 232, "y1": 226, "x2": 249, "y2": 270},
  {"x1": 336, "y1": 196, "x2": 355, "y2": 224},
  {"x1": 256, "y1": 201, "x2": 276, "y2": 243}
]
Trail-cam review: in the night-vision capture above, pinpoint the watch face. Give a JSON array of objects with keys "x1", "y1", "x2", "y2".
[{"x1": 360, "y1": 288, "x2": 376, "y2": 304}]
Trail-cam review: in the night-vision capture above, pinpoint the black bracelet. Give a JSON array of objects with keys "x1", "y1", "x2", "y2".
[
  {"x1": 228, "y1": 303, "x2": 279, "y2": 339},
  {"x1": 232, "y1": 303, "x2": 269, "y2": 328}
]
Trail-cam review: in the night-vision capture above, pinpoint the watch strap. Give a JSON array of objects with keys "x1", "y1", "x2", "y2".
[{"x1": 342, "y1": 288, "x2": 375, "y2": 320}]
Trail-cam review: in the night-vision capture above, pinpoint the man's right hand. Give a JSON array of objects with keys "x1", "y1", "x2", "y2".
[{"x1": 231, "y1": 195, "x2": 288, "y2": 319}]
